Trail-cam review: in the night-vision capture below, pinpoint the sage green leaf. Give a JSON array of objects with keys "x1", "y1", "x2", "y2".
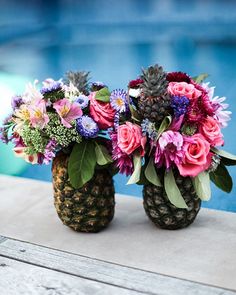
[
  {"x1": 95, "y1": 87, "x2": 111, "y2": 102},
  {"x1": 144, "y1": 157, "x2": 162, "y2": 187},
  {"x1": 137, "y1": 166, "x2": 149, "y2": 185},
  {"x1": 95, "y1": 143, "x2": 112, "y2": 166},
  {"x1": 129, "y1": 104, "x2": 141, "y2": 122},
  {"x1": 157, "y1": 116, "x2": 172, "y2": 139},
  {"x1": 192, "y1": 73, "x2": 209, "y2": 84},
  {"x1": 192, "y1": 172, "x2": 211, "y2": 201},
  {"x1": 211, "y1": 147, "x2": 236, "y2": 166},
  {"x1": 68, "y1": 141, "x2": 97, "y2": 189},
  {"x1": 127, "y1": 154, "x2": 142, "y2": 185},
  {"x1": 210, "y1": 162, "x2": 233, "y2": 193},
  {"x1": 164, "y1": 169, "x2": 188, "y2": 208}
]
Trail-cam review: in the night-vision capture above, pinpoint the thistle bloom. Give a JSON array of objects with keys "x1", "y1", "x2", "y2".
[
  {"x1": 110, "y1": 89, "x2": 128, "y2": 113},
  {"x1": 76, "y1": 115, "x2": 99, "y2": 138},
  {"x1": 53, "y1": 98, "x2": 82, "y2": 128},
  {"x1": 29, "y1": 99, "x2": 49, "y2": 129},
  {"x1": 154, "y1": 130, "x2": 185, "y2": 169}
]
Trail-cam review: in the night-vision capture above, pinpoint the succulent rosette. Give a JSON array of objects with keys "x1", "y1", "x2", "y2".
[
  {"x1": 0, "y1": 71, "x2": 124, "y2": 189},
  {"x1": 111, "y1": 64, "x2": 236, "y2": 208}
]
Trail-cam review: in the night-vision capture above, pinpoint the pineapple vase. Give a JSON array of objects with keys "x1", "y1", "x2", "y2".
[
  {"x1": 143, "y1": 172, "x2": 201, "y2": 230},
  {"x1": 52, "y1": 153, "x2": 115, "y2": 233}
]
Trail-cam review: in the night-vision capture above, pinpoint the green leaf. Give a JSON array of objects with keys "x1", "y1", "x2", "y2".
[
  {"x1": 164, "y1": 169, "x2": 188, "y2": 208},
  {"x1": 136, "y1": 166, "x2": 149, "y2": 185},
  {"x1": 192, "y1": 73, "x2": 209, "y2": 84},
  {"x1": 68, "y1": 141, "x2": 97, "y2": 189},
  {"x1": 210, "y1": 162, "x2": 233, "y2": 193},
  {"x1": 129, "y1": 104, "x2": 141, "y2": 122},
  {"x1": 127, "y1": 154, "x2": 142, "y2": 185},
  {"x1": 211, "y1": 147, "x2": 236, "y2": 166},
  {"x1": 144, "y1": 157, "x2": 162, "y2": 187},
  {"x1": 95, "y1": 143, "x2": 112, "y2": 166},
  {"x1": 192, "y1": 172, "x2": 211, "y2": 201},
  {"x1": 157, "y1": 116, "x2": 172, "y2": 139},
  {"x1": 95, "y1": 87, "x2": 111, "y2": 102}
]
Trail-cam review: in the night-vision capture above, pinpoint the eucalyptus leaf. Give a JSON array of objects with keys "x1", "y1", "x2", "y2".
[
  {"x1": 68, "y1": 141, "x2": 97, "y2": 189},
  {"x1": 164, "y1": 169, "x2": 188, "y2": 209},
  {"x1": 144, "y1": 157, "x2": 162, "y2": 187},
  {"x1": 95, "y1": 87, "x2": 111, "y2": 102},
  {"x1": 192, "y1": 73, "x2": 209, "y2": 84},
  {"x1": 211, "y1": 147, "x2": 236, "y2": 166},
  {"x1": 192, "y1": 172, "x2": 211, "y2": 201},
  {"x1": 129, "y1": 104, "x2": 141, "y2": 122},
  {"x1": 127, "y1": 154, "x2": 142, "y2": 185},
  {"x1": 95, "y1": 144, "x2": 112, "y2": 166},
  {"x1": 157, "y1": 116, "x2": 172, "y2": 139},
  {"x1": 210, "y1": 162, "x2": 232, "y2": 193}
]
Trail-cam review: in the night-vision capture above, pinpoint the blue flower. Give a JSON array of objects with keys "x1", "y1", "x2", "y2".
[
  {"x1": 75, "y1": 95, "x2": 89, "y2": 109},
  {"x1": 76, "y1": 115, "x2": 99, "y2": 138},
  {"x1": 40, "y1": 80, "x2": 63, "y2": 94},
  {"x1": 110, "y1": 89, "x2": 128, "y2": 113},
  {"x1": 171, "y1": 95, "x2": 190, "y2": 118},
  {"x1": 141, "y1": 119, "x2": 157, "y2": 140}
]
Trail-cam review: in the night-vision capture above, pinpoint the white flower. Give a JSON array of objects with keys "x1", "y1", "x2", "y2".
[
  {"x1": 129, "y1": 88, "x2": 141, "y2": 98},
  {"x1": 202, "y1": 82, "x2": 231, "y2": 128},
  {"x1": 13, "y1": 146, "x2": 39, "y2": 164},
  {"x1": 63, "y1": 82, "x2": 81, "y2": 101},
  {"x1": 22, "y1": 80, "x2": 43, "y2": 103}
]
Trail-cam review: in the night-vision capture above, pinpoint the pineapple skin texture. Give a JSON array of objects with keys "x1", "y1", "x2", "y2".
[
  {"x1": 143, "y1": 174, "x2": 201, "y2": 230},
  {"x1": 52, "y1": 153, "x2": 115, "y2": 233}
]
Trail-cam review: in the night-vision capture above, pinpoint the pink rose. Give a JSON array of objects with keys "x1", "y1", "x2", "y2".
[
  {"x1": 89, "y1": 92, "x2": 115, "y2": 129},
  {"x1": 199, "y1": 116, "x2": 224, "y2": 147},
  {"x1": 117, "y1": 122, "x2": 146, "y2": 155},
  {"x1": 177, "y1": 134, "x2": 212, "y2": 177},
  {"x1": 168, "y1": 82, "x2": 202, "y2": 101}
]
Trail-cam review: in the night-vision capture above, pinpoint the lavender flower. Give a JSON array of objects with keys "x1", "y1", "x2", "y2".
[
  {"x1": 171, "y1": 95, "x2": 190, "y2": 118},
  {"x1": 75, "y1": 94, "x2": 89, "y2": 109},
  {"x1": 11, "y1": 95, "x2": 23, "y2": 110},
  {"x1": 76, "y1": 115, "x2": 99, "y2": 138},
  {"x1": 110, "y1": 89, "x2": 128, "y2": 113},
  {"x1": 40, "y1": 79, "x2": 63, "y2": 94},
  {"x1": 42, "y1": 139, "x2": 57, "y2": 165},
  {"x1": 141, "y1": 119, "x2": 158, "y2": 140}
]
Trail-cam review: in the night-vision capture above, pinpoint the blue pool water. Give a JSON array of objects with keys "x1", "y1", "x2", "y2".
[{"x1": 1, "y1": 0, "x2": 236, "y2": 211}]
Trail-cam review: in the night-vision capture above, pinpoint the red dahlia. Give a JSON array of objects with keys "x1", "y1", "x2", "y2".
[
  {"x1": 167, "y1": 72, "x2": 191, "y2": 83},
  {"x1": 128, "y1": 78, "x2": 144, "y2": 88}
]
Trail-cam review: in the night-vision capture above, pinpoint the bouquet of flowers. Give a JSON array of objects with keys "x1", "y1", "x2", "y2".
[
  {"x1": 111, "y1": 64, "x2": 236, "y2": 229},
  {"x1": 0, "y1": 71, "x2": 124, "y2": 232}
]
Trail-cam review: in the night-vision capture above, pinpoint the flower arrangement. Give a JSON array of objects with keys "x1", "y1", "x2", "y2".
[
  {"x1": 0, "y1": 71, "x2": 124, "y2": 189},
  {"x1": 111, "y1": 65, "x2": 236, "y2": 209}
]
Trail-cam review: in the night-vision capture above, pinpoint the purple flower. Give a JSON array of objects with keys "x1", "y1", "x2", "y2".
[
  {"x1": 42, "y1": 139, "x2": 57, "y2": 165},
  {"x1": 171, "y1": 95, "x2": 190, "y2": 118},
  {"x1": 76, "y1": 115, "x2": 99, "y2": 138},
  {"x1": 154, "y1": 130, "x2": 185, "y2": 169},
  {"x1": 75, "y1": 94, "x2": 89, "y2": 109},
  {"x1": 110, "y1": 131, "x2": 133, "y2": 176},
  {"x1": 110, "y1": 89, "x2": 128, "y2": 113},
  {"x1": 141, "y1": 119, "x2": 157, "y2": 140},
  {"x1": 40, "y1": 78, "x2": 63, "y2": 94},
  {"x1": 11, "y1": 95, "x2": 23, "y2": 110}
]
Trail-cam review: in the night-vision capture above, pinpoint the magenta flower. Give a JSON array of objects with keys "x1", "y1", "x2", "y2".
[
  {"x1": 29, "y1": 99, "x2": 49, "y2": 129},
  {"x1": 110, "y1": 131, "x2": 134, "y2": 176},
  {"x1": 154, "y1": 130, "x2": 185, "y2": 169},
  {"x1": 53, "y1": 98, "x2": 83, "y2": 128}
]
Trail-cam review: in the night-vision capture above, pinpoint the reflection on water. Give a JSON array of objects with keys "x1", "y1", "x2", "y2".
[{"x1": 1, "y1": 0, "x2": 236, "y2": 211}]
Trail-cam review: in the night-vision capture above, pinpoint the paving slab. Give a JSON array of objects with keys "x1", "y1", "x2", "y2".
[{"x1": 0, "y1": 174, "x2": 236, "y2": 292}]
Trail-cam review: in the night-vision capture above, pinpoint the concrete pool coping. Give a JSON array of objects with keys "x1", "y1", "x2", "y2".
[{"x1": 0, "y1": 174, "x2": 236, "y2": 292}]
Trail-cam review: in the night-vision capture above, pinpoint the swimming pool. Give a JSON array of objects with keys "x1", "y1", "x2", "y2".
[{"x1": 1, "y1": 0, "x2": 236, "y2": 211}]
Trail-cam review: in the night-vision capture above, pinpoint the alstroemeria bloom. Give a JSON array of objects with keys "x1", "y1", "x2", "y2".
[
  {"x1": 29, "y1": 99, "x2": 49, "y2": 129},
  {"x1": 13, "y1": 146, "x2": 39, "y2": 164},
  {"x1": 53, "y1": 98, "x2": 82, "y2": 128},
  {"x1": 22, "y1": 80, "x2": 43, "y2": 103}
]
